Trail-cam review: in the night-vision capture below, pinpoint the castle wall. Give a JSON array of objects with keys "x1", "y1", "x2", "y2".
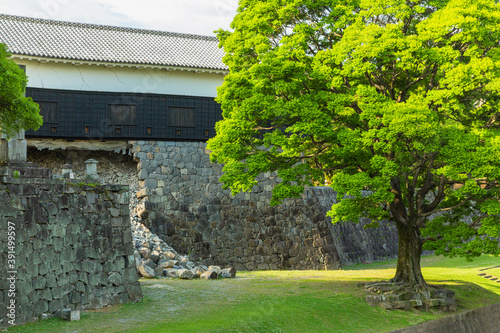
[
  {"x1": 0, "y1": 168, "x2": 142, "y2": 328},
  {"x1": 25, "y1": 140, "x2": 399, "y2": 272},
  {"x1": 131, "y1": 141, "x2": 399, "y2": 270}
]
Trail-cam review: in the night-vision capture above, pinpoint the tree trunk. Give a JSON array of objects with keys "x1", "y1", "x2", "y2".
[{"x1": 390, "y1": 221, "x2": 427, "y2": 287}]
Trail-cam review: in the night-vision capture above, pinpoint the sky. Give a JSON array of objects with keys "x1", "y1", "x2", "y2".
[{"x1": 0, "y1": 0, "x2": 239, "y2": 36}]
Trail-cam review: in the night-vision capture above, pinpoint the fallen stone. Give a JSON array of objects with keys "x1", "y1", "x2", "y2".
[
  {"x1": 143, "y1": 259, "x2": 157, "y2": 269},
  {"x1": 154, "y1": 267, "x2": 164, "y2": 277},
  {"x1": 138, "y1": 264, "x2": 155, "y2": 279},
  {"x1": 178, "y1": 269, "x2": 194, "y2": 280},
  {"x1": 162, "y1": 251, "x2": 176, "y2": 260},
  {"x1": 190, "y1": 269, "x2": 200, "y2": 278},
  {"x1": 136, "y1": 189, "x2": 147, "y2": 199},
  {"x1": 221, "y1": 267, "x2": 237, "y2": 278},
  {"x1": 158, "y1": 260, "x2": 176, "y2": 269},
  {"x1": 138, "y1": 247, "x2": 150, "y2": 259},
  {"x1": 200, "y1": 270, "x2": 218, "y2": 280},
  {"x1": 194, "y1": 266, "x2": 206, "y2": 276},
  {"x1": 164, "y1": 269, "x2": 178, "y2": 278},
  {"x1": 150, "y1": 250, "x2": 160, "y2": 263},
  {"x1": 208, "y1": 266, "x2": 221, "y2": 276}
]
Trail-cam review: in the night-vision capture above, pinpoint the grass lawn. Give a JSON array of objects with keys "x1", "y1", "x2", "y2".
[{"x1": 8, "y1": 255, "x2": 500, "y2": 333}]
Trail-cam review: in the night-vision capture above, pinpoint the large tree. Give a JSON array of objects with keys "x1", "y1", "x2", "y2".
[
  {"x1": 0, "y1": 43, "x2": 42, "y2": 138},
  {"x1": 208, "y1": 0, "x2": 500, "y2": 287}
]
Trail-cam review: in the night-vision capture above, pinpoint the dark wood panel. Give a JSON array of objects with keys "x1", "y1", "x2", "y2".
[{"x1": 25, "y1": 88, "x2": 222, "y2": 141}]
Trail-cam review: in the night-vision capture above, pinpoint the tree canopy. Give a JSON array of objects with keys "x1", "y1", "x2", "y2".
[
  {"x1": 208, "y1": 0, "x2": 500, "y2": 286},
  {"x1": 0, "y1": 43, "x2": 42, "y2": 138}
]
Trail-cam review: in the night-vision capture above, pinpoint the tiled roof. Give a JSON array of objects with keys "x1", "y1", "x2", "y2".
[{"x1": 0, "y1": 14, "x2": 227, "y2": 71}]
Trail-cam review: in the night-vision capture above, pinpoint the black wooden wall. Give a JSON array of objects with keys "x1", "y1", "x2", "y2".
[{"x1": 25, "y1": 88, "x2": 223, "y2": 141}]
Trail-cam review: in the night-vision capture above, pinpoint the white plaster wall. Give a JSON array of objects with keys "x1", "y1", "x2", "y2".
[{"x1": 15, "y1": 59, "x2": 225, "y2": 98}]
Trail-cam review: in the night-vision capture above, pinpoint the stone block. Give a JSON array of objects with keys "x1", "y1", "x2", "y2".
[
  {"x1": 145, "y1": 179, "x2": 157, "y2": 189},
  {"x1": 51, "y1": 224, "x2": 67, "y2": 238},
  {"x1": 221, "y1": 267, "x2": 237, "y2": 278},
  {"x1": 75, "y1": 281, "x2": 86, "y2": 293},
  {"x1": 26, "y1": 264, "x2": 39, "y2": 277},
  {"x1": 115, "y1": 192, "x2": 130, "y2": 204},
  {"x1": 61, "y1": 283, "x2": 73, "y2": 296},
  {"x1": 39, "y1": 262, "x2": 50, "y2": 276},
  {"x1": 143, "y1": 259, "x2": 157, "y2": 269},
  {"x1": 409, "y1": 299, "x2": 423, "y2": 307},
  {"x1": 154, "y1": 266, "x2": 164, "y2": 276},
  {"x1": 32, "y1": 276, "x2": 46, "y2": 289},
  {"x1": 150, "y1": 250, "x2": 160, "y2": 263},
  {"x1": 51, "y1": 287, "x2": 62, "y2": 300},
  {"x1": 200, "y1": 270, "x2": 218, "y2": 280},
  {"x1": 44, "y1": 202, "x2": 59, "y2": 216},
  {"x1": 22, "y1": 184, "x2": 38, "y2": 196},
  {"x1": 164, "y1": 269, "x2": 178, "y2": 278},
  {"x1": 122, "y1": 267, "x2": 140, "y2": 284},
  {"x1": 138, "y1": 247, "x2": 150, "y2": 259},
  {"x1": 60, "y1": 309, "x2": 80, "y2": 321},
  {"x1": 69, "y1": 291, "x2": 82, "y2": 304},
  {"x1": 257, "y1": 263, "x2": 270, "y2": 270},
  {"x1": 158, "y1": 260, "x2": 176, "y2": 269},
  {"x1": 45, "y1": 274, "x2": 57, "y2": 289},
  {"x1": 124, "y1": 254, "x2": 135, "y2": 268},
  {"x1": 2, "y1": 205, "x2": 19, "y2": 217},
  {"x1": 425, "y1": 299, "x2": 442, "y2": 308},
  {"x1": 208, "y1": 266, "x2": 221, "y2": 275},
  {"x1": 41, "y1": 288, "x2": 53, "y2": 301},
  {"x1": 89, "y1": 274, "x2": 100, "y2": 286},
  {"x1": 110, "y1": 207, "x2": 120, "y2": 217},
  {"x1": 33, "y1": 300, "x2": 48, "y2": 316},
  {"x1": 138, "y1": 264, "x2": 155, "y2": 278},
  {"x1": 48, "y1": 299, "x2": 63, "y2": 313},
  {"x1": 108, "y1": 272, "x2": 123, "y2": 286},
  {"x1": 126, "y1": 284, "x2": 143, "y2": 301},
  {"x1": 28, "y1": 290, "x2": 41, "y2": 303},
  {"x1": 178, "y1": 269, "x2": 194, "y2": 280},
  {"x1": 138, "y1": 169, "x2": 148, "y2": 180},
  {"x1": 378, "y1": 302, "x2": 393, "y2": 309},
  {"x1": 392, "y1": 301, "x2": 406, "y2": 309}
]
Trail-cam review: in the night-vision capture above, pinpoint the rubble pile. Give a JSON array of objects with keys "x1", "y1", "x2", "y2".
[{"x1": 131, "y1": 221, "x2": 236, "y2": 279}]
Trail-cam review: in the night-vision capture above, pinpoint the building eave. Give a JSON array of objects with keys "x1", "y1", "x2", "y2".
[{"x1": 12, "y1": 55, "x2": 229, "y2": 75}]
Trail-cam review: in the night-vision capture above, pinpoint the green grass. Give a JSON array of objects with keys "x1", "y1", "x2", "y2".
[{"x1": 8, "y1": 255, "x2": 500, "y2": 333}]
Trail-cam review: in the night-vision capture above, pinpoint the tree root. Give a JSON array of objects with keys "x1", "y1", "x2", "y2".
[{"x1": 363, "y1": 281, "x2": 457, "y2": 311}]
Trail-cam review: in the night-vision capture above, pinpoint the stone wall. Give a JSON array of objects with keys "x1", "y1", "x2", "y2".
[
  {"x1": 26, "y1": 141, "x2": 399, "y2": 271},
  {"x1": 0, "y1": 164, "x2": 142, "y2": 328},
  {"x1": 131, "y1": 141, "x2": 399, "y2": 270}
]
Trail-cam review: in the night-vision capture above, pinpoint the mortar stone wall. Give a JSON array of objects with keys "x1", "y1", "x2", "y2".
[
  {"x1": 0, "y1": 172, "x2": 142, "y2": 328},
  {"x1": 131, "y1": 141, "x2": 399, "y2": 270}
]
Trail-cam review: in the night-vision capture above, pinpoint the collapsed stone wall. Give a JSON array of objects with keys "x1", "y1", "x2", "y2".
[
  {"x1": 0, "y1": 166, "x2": 142, "y2": 328},
  {"x1": 27, "y1": 141, "x2": 399, "y2": 271},
  {"x1": 130, "y1": 141, "x2": 399, "y2": 271}
]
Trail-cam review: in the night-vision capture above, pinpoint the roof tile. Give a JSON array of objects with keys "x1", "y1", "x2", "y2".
[{"x1": 0, "y1": 14, "x2": 227, "y2": 71}]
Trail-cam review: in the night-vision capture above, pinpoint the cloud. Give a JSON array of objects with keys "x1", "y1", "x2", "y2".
[
  {"x1": 0, "y1": 0, "x2": 238, "y2": 36},
  {"x1": 103, "y1": 0, "x2": 238, "y2": 35}
]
